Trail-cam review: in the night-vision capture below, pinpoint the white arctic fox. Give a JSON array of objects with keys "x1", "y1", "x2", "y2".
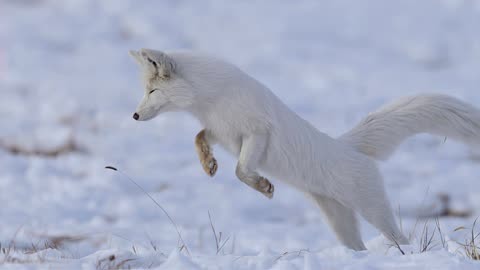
[{"x1": 129, "y1": 48, "x2": 480, "y2": 250}]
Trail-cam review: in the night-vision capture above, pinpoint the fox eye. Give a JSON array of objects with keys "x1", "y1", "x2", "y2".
[
  {"x1": 149, "y1": 89, "x2": 157, "y2": 94},
  {"x1": 147, "y1": 58, "x2": 157, "y2": 68}
]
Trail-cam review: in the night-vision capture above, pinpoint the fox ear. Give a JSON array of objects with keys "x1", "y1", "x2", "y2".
[
  {"x1": 137, "y1": 49, "x2": 176, "y2": 79},
  {"x1": 128, "y1": 49, "x2": 162, "y2": 79},
  {"x1": 128, "y1": 50, "x2": 143, "y2": 65}
]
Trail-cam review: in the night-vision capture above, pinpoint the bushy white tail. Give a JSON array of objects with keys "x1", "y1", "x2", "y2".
[{"x1": 339, "y1": 94, "x2": 480, "y2": 160}]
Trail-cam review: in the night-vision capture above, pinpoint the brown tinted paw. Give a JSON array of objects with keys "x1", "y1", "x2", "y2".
[
  {"x1": 201, "y1": 156, "x2": 217, "y2": 177},
  {"x1": 257, "y1": 177, "x2": 274, "y2": 199}
]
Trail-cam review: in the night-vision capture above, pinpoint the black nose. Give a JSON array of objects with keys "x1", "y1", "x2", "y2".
[{"x1": 133, "y1": 113, "x2": 139, "y2": 120}]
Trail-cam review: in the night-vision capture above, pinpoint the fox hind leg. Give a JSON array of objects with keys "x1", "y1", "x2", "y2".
[
  {"x1": 341, "y1": 176, "x2": 409, "y2": 246},
  {"x1": 195, "y1": 129, "x2": 218, "y2": 177},
  {"x1": 354, "y1": 198, "x2": 409, "y2": 246},
  {"x1": 235, "y1": 134, "x2": 274, "y2": 198},
  {"x1": 309, "y1": 193, "x2": 367, "y2": 250}
]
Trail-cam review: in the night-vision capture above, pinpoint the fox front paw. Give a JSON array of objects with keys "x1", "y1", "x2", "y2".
[
  {"x1": 256, "y1": 177, "x2": 274, "y2": 199},
  {"x1": 201, "y1": 155, "x2": 218, "y2": 177}
]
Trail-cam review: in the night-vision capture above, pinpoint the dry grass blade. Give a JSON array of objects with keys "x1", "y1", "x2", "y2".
[
  {"x1": 419, "y1": 220, "x2": 437, "y2": 253},
  {"x1": 208, "y1": 211, "x2": 219, "y2": 253},
  {"x1": 455, "y1": 217, "x2": 480, "y2": 260},
  {"x1": 217, "y1": 235, "x2": 231, "y2": 255},
  {"x1": 274, "y1": 249, "x2": 309, "y2": 263},
  {"x1": 435, "y1": 217, "x2": 447, "y2": 249},
  {"x1": 208, "y1": 211, "x2": 230, "y2": 255},
  {"x1": 410, "y1": 187, "x2": 430, "y2": 241},
  {"x1": 1, "y1": 226, "x2": 23, "y2": 264},
  {"x1": 463, "y1": 218, "x2": 480, "y2": 260},
  {"x1": 390, "y1": 237, "x2": 406, "y2": 255},
  {"x1": 105, "y1": 166, "x2": 190, "y2": 256}
]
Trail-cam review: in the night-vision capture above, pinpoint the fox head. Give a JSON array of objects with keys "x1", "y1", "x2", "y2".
[{"x1": 129, "y1": 49, "x2": 194, "y2": 121}]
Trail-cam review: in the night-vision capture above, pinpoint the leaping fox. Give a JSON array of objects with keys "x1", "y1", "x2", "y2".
[{"x1": 129, "y1": 48, "x2": 480, "y2": 250}]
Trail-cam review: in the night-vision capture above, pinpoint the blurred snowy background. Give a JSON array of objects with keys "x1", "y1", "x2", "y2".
[{"x1": 1, "y1": 0, "x2": 480, "y2": 269}]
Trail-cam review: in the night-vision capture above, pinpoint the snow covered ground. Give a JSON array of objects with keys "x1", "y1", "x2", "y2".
[{"x1": 1, "y1": 0, "x2": 480, "y2": 269}]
